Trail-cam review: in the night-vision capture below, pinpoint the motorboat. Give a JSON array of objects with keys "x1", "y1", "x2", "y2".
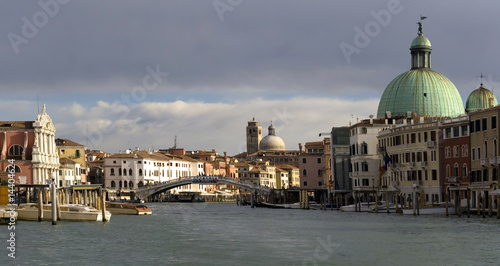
[
  {"x1": 16, "y1": 203, "x2": 111, "y2": 222},
  {"x1": 340, "y1": 201, "x2": 386, "y2": 212},
  {"x1": 106, "y1": 202, "x2": 152, "y2": 215}
]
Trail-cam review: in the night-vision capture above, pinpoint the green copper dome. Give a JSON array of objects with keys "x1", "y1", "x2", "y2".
[
  {"x1": 411, "y1": 35, "x2": 431, "y2": 50},
  {"x1": 377, "y1": 69, "x2": 465, "y2": 118},
  {"x1": 465, "y1": 84, "x2": 498, "y2": 113},
  {"x1": 377, "y1": 23, "x2": 465, "y2": 118}
]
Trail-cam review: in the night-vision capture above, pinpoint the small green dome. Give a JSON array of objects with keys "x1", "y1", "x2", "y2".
[
  {"x1": 411, "y1": 35, "x2": 432, "y2": 50},
  {"x1": 377, "y1": 69, "x2": 465, "y2": 118},
  {"x1": 465, "y1": 84, "x2": 498, "y2": 113}
]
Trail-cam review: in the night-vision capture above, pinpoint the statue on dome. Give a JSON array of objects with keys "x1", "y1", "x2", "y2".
[{"x1": 417, "y1": 22, "x2": 423, "y2": 35}]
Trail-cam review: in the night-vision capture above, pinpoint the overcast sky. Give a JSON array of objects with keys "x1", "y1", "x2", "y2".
[{"x1": 2, "y1": 0, "x2": 499, "y2": 155}]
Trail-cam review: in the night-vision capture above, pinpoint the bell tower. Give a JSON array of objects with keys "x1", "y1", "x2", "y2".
[{"x1": 246, "y1": 118, "x2": 261, "y2": 154}]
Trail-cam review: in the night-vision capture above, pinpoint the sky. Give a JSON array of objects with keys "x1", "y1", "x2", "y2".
[{"x1": 2, "y1": 0, "x2": 500, "y2": 156}]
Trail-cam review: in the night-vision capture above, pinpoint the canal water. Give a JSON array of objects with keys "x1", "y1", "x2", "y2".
[{"x1": 3, "y1": 202, "x2": 500, "y2": 265}]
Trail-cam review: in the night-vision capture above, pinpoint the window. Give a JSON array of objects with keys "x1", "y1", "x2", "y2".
[
  {"x1": 111, "y1": 181, "x2": 116, "y2": 188},
  {"x1": 318, "y1": 181, "x2": 323, "y2": 186},
  {"x1": 475, "y1": 119, "x2": 480, "y2": 132},
  {"x1": 493, "y1": 168, "x2": 498, "y2": 181},
  {"x1": 432, "y1": 169, "x2": 437, "y2": 180},
  {"x1": 110, "y1": 168, "x2": 115, "y2": 176},
  {"x1": 462, "y1": 164, "x2": 468, "y2": 178},
  {"x1": 446, "y1": 165, "x2": 450, "y2": 177},
  {"x1": 445, "y1": 147, "x2": 451, "y2": 158},
  {"x1": 454, "y1": 146, "x2": 459, "y2": 158},
  {"x1": 302, "y1": 158, "x2": 307, "y2": 164},
  {"x1": 118, "y1": 168, "x2": 122, "y2": 176},
  {"x1": 6, "y1": 164, "x2": 21, "y2": 173},
  {"x1": 129, "y1": 169, "x2": 132, "y2": 176},
  {"x1": 362, "y1": 162, "x2": 369, "y2": 172},
  {"x1": 123, "y1": 168, "x2": 127, "y2": 176},
  {"x1": 303, "y1": 181, "x2": 308, "y2": 186},
  {"x1": 483, "y1": 169, "x2": 489, "y2": 182},
  {"x1": 139, "y1": 169, "x2": 143, "y2": 176},
  {"x1": 462, "y1": 145, "x2": 468, "y2": 157},
  {"x1": 484, "y1": 141, "x2": 488, "y2": 159},
  {"x1": 492, "y1": 116, "x2": 497, "y2": 129},
  {"x1": 8, "y1": 145, "x2": 23, "y2": 157},
  {"x1": 129, "y1": 181, "x2": 134, "y2": 189},
  {"x1": 361, "y1": 127, "x2": 367, "y2": 134},
  {"x1": 472, "y1": 148, "x2": 475, "y2": 161},
  {"x1": 482, "y1": 118, "x2": 488, "y2": 131},
  {"x1": 445, "y1": 128, "x2": 451, "y2": 138},
  {"x1": 453, "y1": 127, "x2": 460, "y2": 137},
  {"x1": 461, "y1": 125, "x2": 468, "y2": 136},
  {"x1": 75, "y1": 150, "x2": 81, "y2": 157},
  {"x1": 454, "y1": 163, "x2": 459, "y2": 177},
  {"x1": 361, "y1": 142, "x2": 368, "y2": 154},
  {"x1": 470, "y1": 121, "x2": 475, "y2": 133},
  {"x1": 302, "y1": 169, "x2": 307, "y2": 176},
  {"x1": 477, "y1": 147, "x2": 481, "y2": 160},
  {"x1": 119, "y1": 181, "x2": 122, "y2": 188},
  {"x1": 317, "y1": 158, "x2": 321, "y2": 164},
  {"x1": 318, "y1": 169, "x2": 322, "y2": 176},
  {"x1": 362, "y1": 179, "x2": 369, "y2": 186}
]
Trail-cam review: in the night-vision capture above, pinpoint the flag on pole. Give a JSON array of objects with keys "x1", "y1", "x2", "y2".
[
  {"x1": 384, "y1": 152, "x2": 392, "y2": 170},
  {"x1": 420, "y1": 16, "x2": 427, "y2": 20}
]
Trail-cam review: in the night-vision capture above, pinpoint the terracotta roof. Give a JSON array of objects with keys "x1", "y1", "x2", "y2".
[
  {"x1": 0, "y1": 121, "x2": 34, "y2": 130},
  {"x1": 55, "y1": 138, "x2": 85, "y2": 147}
]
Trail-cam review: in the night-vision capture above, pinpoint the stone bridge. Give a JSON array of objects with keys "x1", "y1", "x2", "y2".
[{"x1": 133, "y1": 176, "x2": 271, "y2": 200}]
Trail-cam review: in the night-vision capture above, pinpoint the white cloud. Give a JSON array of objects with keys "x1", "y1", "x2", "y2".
[{"x1": 52, "y1": 97, "x2": 379, "y2": 155}]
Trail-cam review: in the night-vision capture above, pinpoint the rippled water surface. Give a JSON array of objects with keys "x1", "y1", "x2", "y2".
[{"x1": 3, "y1": 202, "x2": 500, "y2": 265}]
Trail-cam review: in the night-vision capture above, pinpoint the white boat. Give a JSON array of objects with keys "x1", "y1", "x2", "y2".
[
  {"x1": 0, "y1": 206, "x2": 17, "y2": 224},
  {"x1": 106, "y1": 202, "x2": 152, "y2": 215},
  {"x1": 16, "y1": 203, "x2": 111, "y2": 222},
  {"x1": 340, "y1": 201, "x2": 386, "y2": 212}
]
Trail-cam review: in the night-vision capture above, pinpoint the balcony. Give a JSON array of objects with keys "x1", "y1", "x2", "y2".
[
  {"x1": 413, "y1": 180, "x2": 422, "y2": 186},
  {"x1": 420, "y1": 161, "x2": 428, "y2": 168},
  {"x1": 427, "y1": 141, "x2": 435, "y2": 148},
  {"x1": 447, "y1": 176, "x2": 461, "y2": 183},
  {"x1": 409, "y1": 162, "x2": 415, "y2": 168},
  {"x1": 490, "y1": 157, "x2": 497, "y2": 165},
  {"x1": 480, "y1": 159, "x2": 486, "y2": 166}
]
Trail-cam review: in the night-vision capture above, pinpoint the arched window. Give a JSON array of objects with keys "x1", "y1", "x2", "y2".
[
  {"x1": 118, "y1": 168, "x2": 122, "y2": 176},
  {"x1": 462, "y1": 164, "x2": 468, "y2": 178},
  {"x1": 123, "y1": 168, "x2": 127, "y2": 176},
  {"x1": 111, "y1": 168, "x2": 115, "y2": 176},
  {"x1": 454, "y1": 163, "x2": 459, "y2": 177},
  {"x1": 361, "y1": 142, "x2": 368, "y2": 154},
  {"x1": 462, "y1": 145, "x2": 468, "y2": 157},
  {"x1": 124, "y1": 181, "x2": 127, "y2": 188},
  {"x1": 111, "y1": 181, "x2": 116, "y2": 188},
  {"x1": 317, "y1": 169, "x2": 322, "y2": 176},
  {"x1": 446, "y1": 164, "x2": 450, "y2": 177},
  {"x1": 302, "y1": 169, "x2": 307, "y2": 176},
  {"x1": 129, "y1": 181, "x2": 134, "y2": 188},
  {"x1": 6, "y1": 165, "x2": 21, "y2": 173},
  {"x1": 139, "y1": 169, "x2": 143, "y2": 176},
  {"x1": 129, "y1": 169, "x2": 132, "y2": 176},
  {"x1": 119, "y1": 181, "x2": 122, "y2": 188},
  {"x1": 138, "y1": 181, "x2": 144, "y2": 187},
  {"x1": 8, "y1": 145, "x2": 23, "y2": 158}
]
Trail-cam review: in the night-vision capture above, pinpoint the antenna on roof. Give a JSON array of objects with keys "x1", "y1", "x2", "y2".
[
  {"x1": 37, "y1": 93, "x2": 40, "y2": 114},
  {"x1": 174, "y1": 135, "x2": 177, "y2": 149}
]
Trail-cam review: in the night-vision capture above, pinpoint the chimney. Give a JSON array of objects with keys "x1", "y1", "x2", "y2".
[{"x1": 298, "y1": 143, "x2": 303, "y2": 152}]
